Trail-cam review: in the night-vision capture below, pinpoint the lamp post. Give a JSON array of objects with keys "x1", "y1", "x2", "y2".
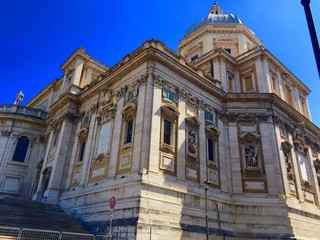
[
  {"x1": 204, "y1": 179, "x2": 210, "y2": 240},
  {"x1": 301, "y1": 0, "x2": 320, "y2": 79}
]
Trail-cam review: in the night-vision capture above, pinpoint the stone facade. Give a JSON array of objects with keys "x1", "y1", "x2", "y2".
[{"x1": 1, "y1": 2, "x2": 320, "y2": 239}]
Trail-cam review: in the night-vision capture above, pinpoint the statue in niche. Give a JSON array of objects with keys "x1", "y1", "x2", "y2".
[
  {"x1": 284, "y1": 152, "x2": 294, "y2": 179},
  {"x1": 245, "y1": 145, "x2": 258, "y2": 168},
  {"x1": 13, "y1": 91, "x2": 24, "y2": 105},
  {"x1": 188, "y1": 130, "x2": 197, "y2": 154}
]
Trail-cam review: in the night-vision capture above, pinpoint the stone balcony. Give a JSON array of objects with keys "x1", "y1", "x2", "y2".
[{"x1": 0, "y1": 104, "x2": 47, "y2": 120}]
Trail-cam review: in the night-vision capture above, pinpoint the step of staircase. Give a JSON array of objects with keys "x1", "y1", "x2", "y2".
[{"x1": 0, "y1": 197, "x2": 88, "y2": 233}]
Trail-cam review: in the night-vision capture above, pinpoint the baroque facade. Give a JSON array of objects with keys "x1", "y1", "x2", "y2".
[{"x1": 1, "y1": 2, "x2": 320, "y2": 239}]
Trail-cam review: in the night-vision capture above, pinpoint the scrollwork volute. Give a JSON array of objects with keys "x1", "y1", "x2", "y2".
[
  {"x1": 137, "y1": 74, "x2": 148, "y2": 86},
  {"x1": 227, "y1": 112, "x2": 270, "y2": 123},
  {"x1": 1, "y1": 130, "x2": 11, "y2": 137},
  {"x1": 153, "y1": 74, "x2": 164, "y2": 88},
  {"x1": 102, "y1": 88, "x2": 112, "y2": 103},
  {"x1": 116, "y1": 85, "x2": 128, "y2": 99}
]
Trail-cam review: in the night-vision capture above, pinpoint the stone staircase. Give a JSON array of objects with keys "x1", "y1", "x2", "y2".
[{"x1": 0, "y1": 197, "x2": 88, "y2": 233}]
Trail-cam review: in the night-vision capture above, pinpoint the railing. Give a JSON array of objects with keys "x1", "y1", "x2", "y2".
[
  {"x1": 0, "y1": 105, "x2": 47, "y2": 120},
  {"x1": 0, "y1": 226, "x2": 128, "y2": 240}
]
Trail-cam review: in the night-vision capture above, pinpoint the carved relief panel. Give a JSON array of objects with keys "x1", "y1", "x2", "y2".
[{"x1": 238, "y1": 124, "x2": 267, "y2": 193}]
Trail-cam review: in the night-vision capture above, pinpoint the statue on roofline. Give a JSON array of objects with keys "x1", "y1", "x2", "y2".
[{"x1": 14, "y1": 91, "x2": 24, "y2": 105}]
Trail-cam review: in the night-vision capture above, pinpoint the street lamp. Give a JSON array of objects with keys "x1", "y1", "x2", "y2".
[
  {"x1": 204, "y1": 179, "x2": 210, "y2": 240},
  {"x1": 301, "y1": 0, "x2": 320, "y2": 79}
]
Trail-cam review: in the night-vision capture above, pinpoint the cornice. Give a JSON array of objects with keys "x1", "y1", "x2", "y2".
[
  {"x1": 49, "y1": 91, "x2": 80, "y2": 113},
  {"x1": 236, "y1": 47, "x2": 310, "y2": 93},
  {"x1": 0, "y1": 113, "x2": 46, "y2": 126},
  {"x1": 179, "y1": 25, "x2": 262, "y2": 52},
  {"x1": 76, "y1": 40, "x2": 226, "y2": 104},
  {"x1": 224, "y1": 93, "x2": 320, "y2": 135}
]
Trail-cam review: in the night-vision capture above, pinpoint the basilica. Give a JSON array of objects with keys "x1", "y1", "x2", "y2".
[{"x1": 1, "y1": 2, "x2": 320, "y2": 239}]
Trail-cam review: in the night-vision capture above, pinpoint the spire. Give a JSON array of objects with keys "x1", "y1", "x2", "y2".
[{"x1": 209, "y1": 1, "x2": 223, "y2": 15}]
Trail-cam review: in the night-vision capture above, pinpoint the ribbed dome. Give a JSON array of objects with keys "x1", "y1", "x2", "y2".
[{"x1": 184, "y1": 2, "x2": 242, "y2": 38}]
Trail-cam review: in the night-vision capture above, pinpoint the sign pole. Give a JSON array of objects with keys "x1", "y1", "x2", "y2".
[{"x1": 108, "y1": 196, "x2": 116, "y2": 239}]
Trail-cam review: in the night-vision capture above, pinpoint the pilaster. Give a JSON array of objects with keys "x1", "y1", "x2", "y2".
[
  {"x1": 148, "y1": 84, "x2": 162, "y2": 173},
  {"x1": 199, "y1": 109, "x2": 207, "y2": 185},
  {"x1": 81, "y1": 113, "x2": 96, "y2": 185},
  {"x1": 109, "y1": 98, "x2": 124, "y2": 178},
  {"x1": 46, "y1": 117, "x2": 75, "y2": 204},
  {"x1": 177, "y1": 99, "x2": 186, "y2": 180}
]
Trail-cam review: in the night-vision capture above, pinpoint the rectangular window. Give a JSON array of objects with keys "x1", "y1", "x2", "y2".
[
  {"x1": 162, "y1": 88, "x2": 179, "y2": 103},
  {"x1": 164, "y1": 89, "x2": 173, "y2": 101},
  {"x1": 207, "y1": 138, "x2": 215, "y2": 162},
  {"x1": 78, "y1": 141, "x2": 86, "y2": 162},
  {"x1": 298, "y1": 154, "x2": 309, "y2": 181},
  {"x1": 245, "y1": 76, "x2": 254, "y2": 92},
  {"x1": 82, "y1": 116, "x2": 90, "y2": 126},
  {"x1": 191, "y1": 54, "x2": 198, "y2": 62},
  {"x1": 205, "y1": 110, "x2": 214, "y2": 123},
  {"x1": 285, "y1": 86, "x2": 293, "y2": 106},
  {"x1": 124, "y1": 87, "x2": 139, "y2": 102},
  {"x1": 271, "y1": 75, "x2": 278, "y2": 94},
  {"x1": 224, "y1": 48, "x2": 231, "y2": 54},
  {"x1": 163, "y1": 120, "x2": 171, "y2": 145},
  {"x1": 125, "y1": 119, "x2": 134, "y2": 144},
  {"x1": 228, "y1": 76, "x2": 234, "y2": 92}
]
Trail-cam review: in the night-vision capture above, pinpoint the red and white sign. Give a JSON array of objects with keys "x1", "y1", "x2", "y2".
[{"x1": 109, "y1": 196, "x2": 116, "y2": 209}]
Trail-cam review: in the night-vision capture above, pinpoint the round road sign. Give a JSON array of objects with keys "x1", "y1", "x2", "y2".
[{"x1": 109, "y1": 196, "x2": 116, "y2": 209}]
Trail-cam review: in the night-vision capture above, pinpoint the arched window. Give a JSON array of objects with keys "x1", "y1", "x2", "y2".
[{"x1": 12, "y1": 136, "x2": 30, "y2": 162}]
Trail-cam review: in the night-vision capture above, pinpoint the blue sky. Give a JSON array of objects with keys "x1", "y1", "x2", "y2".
[{"x1": 0, "y1": 0, "x2": 319, "y2": 127}]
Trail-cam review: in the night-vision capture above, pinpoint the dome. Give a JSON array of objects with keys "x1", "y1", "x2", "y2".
[{"x1": 184, "y1": 2, "x2": 242, "y2": 38}]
